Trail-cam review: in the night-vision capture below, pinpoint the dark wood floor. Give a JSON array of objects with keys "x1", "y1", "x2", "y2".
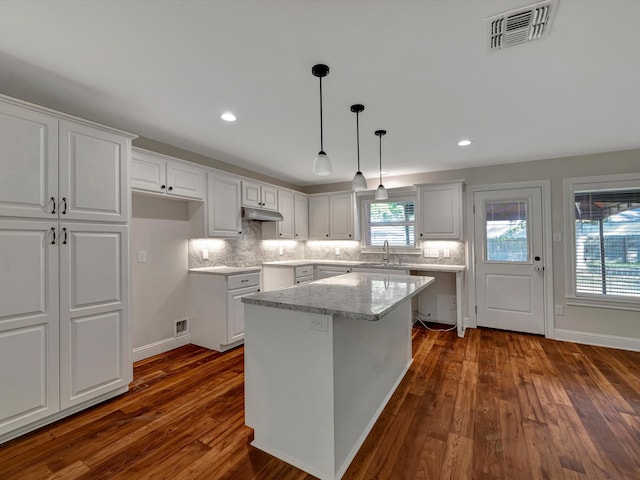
[{"x1": 2, "y1": 327, "x2": 640, "y2": 479}]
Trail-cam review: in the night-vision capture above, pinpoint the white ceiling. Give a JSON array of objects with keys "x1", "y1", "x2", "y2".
[{"x1": 1, "y1": 1, "x2": 639, "y2": 187}]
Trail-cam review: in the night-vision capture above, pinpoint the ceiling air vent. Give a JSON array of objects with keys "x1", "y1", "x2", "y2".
[{"x1": 486, "y1": 0, "x2": 557, "y2": 52}]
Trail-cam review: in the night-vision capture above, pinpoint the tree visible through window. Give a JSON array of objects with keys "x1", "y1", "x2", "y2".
[
  {"x1": 574, "y1": 189, "x2": 640, "y2": 298},
  {"x1": 364, "y1": 199, "x2": 415, "y2": 247}
]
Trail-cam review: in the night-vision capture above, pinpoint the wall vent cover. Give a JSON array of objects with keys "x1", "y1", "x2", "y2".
[{"x1": 486, "y1": 0, "x2": 557, "y2": 51}]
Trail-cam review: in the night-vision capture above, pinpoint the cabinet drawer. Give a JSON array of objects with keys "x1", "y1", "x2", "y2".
[
  {"x1": 227, "y1": 273, "x2": 260, "y2": 290},
  {"x1": 295, "y1": 266, "x2": 314, "y2": 277},
  {"x1": 295, "y1": 275, "x2": 314, "y2": 285}
]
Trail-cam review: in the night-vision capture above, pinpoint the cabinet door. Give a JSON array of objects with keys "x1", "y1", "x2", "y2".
[
  {"x1": 226, "y1": 285, "x2": 259, "y2": 344},
  {"x1": 208, "y1": 173, "x2": 242, "y2": 238},
  {"x1": 277, "y1": 190, "x2": 295, "y2": 239},
  {"x1": 294, "y1": 194, "x2": 309, "y2": 240},
  {"x1": 330, "y1": 192, "x2": 355, "y2": 240},
  {"x1": 308, "y1": 195, "x2": 330, "y2": 239},
  {"x1": 242, "y1": 181, "x2": 262, "y2": 208},
  {"x1": 0, "y1": 220, "x2": 59, "y2": 436},
  {"x1": 0, "y1": 102, "x2": 58, "y2": 219},
  {"x1": 418, "y1": 182, "x2": 463, "y2": 240},
  {"x1": 167, "y1": 161, "x2": 205, "y2": 200},
  {"x1": 131, "y1": 152, "x2": 166, "y2": 194},
  {"x1": 261, "y1": 185, "x2": 278, "y2": 211},
  {"x1": 59, "y1": 223, "x2": 130, "y2": 409},
  {"x1": 59, "y1": 121, "x2": 129, "y2": 223}
]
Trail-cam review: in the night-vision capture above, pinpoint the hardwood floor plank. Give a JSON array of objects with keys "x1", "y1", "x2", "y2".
[{"x1": 2, "y1": 327, "x2": 640, "y2": 480}]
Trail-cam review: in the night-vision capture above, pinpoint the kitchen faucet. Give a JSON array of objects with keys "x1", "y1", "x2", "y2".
[{"x1": 383, "y1": 240, "x2": 390, "y2": 264}]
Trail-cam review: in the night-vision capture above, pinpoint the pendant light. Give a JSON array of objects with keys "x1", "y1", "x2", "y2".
[
  {"x1": 374, "y1": 129, "x2": 388, "y2": 200},
  {"x1": 311, "y1": 64, "x2": 331, "y2": 176},
  {"x1": 350, "y1": 104, "x2": 367, "y2": 191}
]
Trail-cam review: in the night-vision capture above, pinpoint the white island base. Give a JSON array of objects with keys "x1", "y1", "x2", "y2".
[{"x1": 244, "y1": 300, "x2": 413, "y2": 480}]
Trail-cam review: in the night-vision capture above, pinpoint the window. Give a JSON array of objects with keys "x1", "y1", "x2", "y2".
[
  {"x1": 362, "y1": 197, "x2": 416, "y2": 248},
  {"x1": 485, "y1": 200, "x2": 529, "y2": 262},
  {"x1": 565, "y1": 174, "x2": 640, "y2": 309}
]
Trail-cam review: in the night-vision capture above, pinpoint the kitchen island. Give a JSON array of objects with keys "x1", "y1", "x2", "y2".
[{"x1": 242, "y1": 272, "x2": 434, "y2": 480}]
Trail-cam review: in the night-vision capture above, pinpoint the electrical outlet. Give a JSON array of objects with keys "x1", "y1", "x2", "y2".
[
  {"x1": 137, "y1": 250, "x2": 147, "y2": 263},
  {"x1": 443, "y1": 249, "x2": 450, "y2": 258},
  {"x1": 279, "y1": 247, "x2": 284, "y2": 256},
  {"x1": 335, "y1": 247, "x2": 340, "y2": 256},
  {"x1": 202, "y1": 249, "x2": 209, "y2": 260},
  {"x1": 554, "y1": 305, "x2": 564, "y2": 316},
  {"x1": 310, "y1": 316, "x2": 328, "y2": 332},
  {"x1": 424, "y1": 248, "x2": 439, "y2": 258}
]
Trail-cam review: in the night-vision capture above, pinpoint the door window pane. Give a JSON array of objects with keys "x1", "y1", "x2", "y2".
[{"x1": 485, "y1": 200, "x2": 529, "y2": 262}]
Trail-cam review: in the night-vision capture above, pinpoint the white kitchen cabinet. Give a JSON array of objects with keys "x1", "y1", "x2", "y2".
[
  {"x1": 315, "y1": 265, "x2": 351, "y2": 279},
  {"x1": 308, "y1": 195, "x2": 330, "y2": 239},
  {"x1": 189, "y1": 271, "x2": 261, "y2": 351},
  {"x1": 308, "y1": 192, "x2": 358, "y2": 240},
  {"x1": 58, "y1": 223, "x2": 130, "y2": 409},
  {"x1": 131, "y1": 148, "x2": 205, "y2": 200},
  {"x1": 294, "y1": 193, "x2": 309, "y2": 240},
  {"x1": 262, "y1": 264, "x2": 315, "y2": 290},
  {"x1": 242, "y1": 180, "x2": 278, "y2": 211},
  {"x1": 0, "y1": 104, "x2": 130, "y2": 222},
  {"x1": 207, "y1": 172, "x2": 242, "y2": 238},
  {"x1": 417, "y1": 182, "x2": 463, "y2": 240},
  {"x1": 0, "y1": 94, "x2": 133, "y2": 444},
  {"x1": 262, "y1": 189, "x2": 294, "y2": 240},
  {"x1": 0, "y1": 220, "x2": 59, "y2": 437}
]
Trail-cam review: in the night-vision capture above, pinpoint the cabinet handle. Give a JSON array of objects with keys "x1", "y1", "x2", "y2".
[
  {"x1": 241, "y1": 279, "x2": 249, "y2": 283},
  {"x1": 51, "y1": 227, "x2": 56, "y2": 245},
  {"x1": 349, "y1": 234, "x2": 352, "y2": 237},
  {"x1": 51, "y1": 197, "x2": 56, "y2": 214},
  {"x1": 62, "y1": 227, "x2": 68, "y2": 245},
  {"x1": 160, "y1": 184, "x2": 166, "y2": 190},
  {"x1": 61, "y1": 198, "x2": 67, "y2": 215},
  {"x1": 168, "y1": 186, "x2": 173, "y2": 192}
]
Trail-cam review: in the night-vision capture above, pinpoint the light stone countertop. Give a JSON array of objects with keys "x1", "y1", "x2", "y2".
[
  {"x1": 242, "y1": 272, "x2": 435, "y2": 321},
  {"x1": 262, "y1": 259, "x2": 465, "y2": 272},
  {"x1": 189, "y1": 266, "x2": 261, "y2": 276}
]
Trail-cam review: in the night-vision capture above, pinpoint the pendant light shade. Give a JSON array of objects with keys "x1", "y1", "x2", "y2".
[
  {"x1": 374, "y1": 129, "x2": 388, "y2": 200},
  {"x1": 312, "y1": 64, "x2": 332, "y2": 176},
  {"x1": 350, "y1": 104, "x2": 367, "y2": 192}
]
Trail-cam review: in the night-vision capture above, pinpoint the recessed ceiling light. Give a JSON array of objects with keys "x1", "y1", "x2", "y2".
[
  {"x1": 221, "y1": 112, "x2": 237, "y2": 122},
  {"x1": 457, "y1": 139, "x2": 472, "y2": 147}
]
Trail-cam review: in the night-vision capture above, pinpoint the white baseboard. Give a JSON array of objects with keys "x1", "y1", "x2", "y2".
[
  {"x1": 554, "y1": 329, "x2": 640, "y2": 352},
  {"x1": 132, "y1": 334, "x2": 192, "y2": 362}
]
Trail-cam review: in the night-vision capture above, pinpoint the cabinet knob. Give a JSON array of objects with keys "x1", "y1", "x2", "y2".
[
  {"x1": 295, "y1": 233, "x2": 299, "y2": 237},
  {"x1": 348, "y1": 234, "x2": 352, "y2": 237},
  {"x1": 257, "y1": 289, "x2": 260, "y2": 292},
  {"x1": 160, "y1": 185, "x2": 166, "y2": 190},
  {"x1": 168, "y1": 186, "x2": 173, "y2": 192},
  {"x1": 238, "y1": 231, "x2": 242, "y2": 235},
  {"x1": 419, "y1": 233, "x2": 423, "y2": 237},
  {"x1": 326, "y1": 234, "x2": 329, "y2": 237},
  {"x1": 279, "y1": 233, "x2": 282, "y2": 236}
]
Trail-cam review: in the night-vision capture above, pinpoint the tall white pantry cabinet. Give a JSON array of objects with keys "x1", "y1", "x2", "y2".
[{"x1": 0, "y1": 95, "x2": 136, "y2": 443}]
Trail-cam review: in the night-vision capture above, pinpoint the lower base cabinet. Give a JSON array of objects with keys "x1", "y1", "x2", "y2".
[{"x1": 189, "y1": 271, "x2": 261, "y2": 351}]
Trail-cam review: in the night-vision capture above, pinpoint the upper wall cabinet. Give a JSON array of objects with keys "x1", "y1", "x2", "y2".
[
  {"x1": 308, "y1": 192, "x2": 358, "y2": 240},
  {"x1": 207, "y1": 172, "x2": 242, "y2": 238},
  {"x1": 131, "y1": 148, "x2": 205, "y2": 201},
  {"x1": 417, "y1": 182, "x2": 463, "y2": 240},
  {"x1": 242, "y1": 181, "x2": 277, "y2": 211},
  {"x1": 0, "y1": 100, "x2": 133, "y2": 223},
  {"x1": 262, "y1": 189, "x2": 307, "y2": 240}
]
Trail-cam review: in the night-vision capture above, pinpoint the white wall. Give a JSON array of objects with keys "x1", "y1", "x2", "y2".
[
  {"x1": 131, "y1": 194, "x2": 190, "y2": 351},
  {"x1": 307, "y1": 148, "x2": 640, "y2": 348}
]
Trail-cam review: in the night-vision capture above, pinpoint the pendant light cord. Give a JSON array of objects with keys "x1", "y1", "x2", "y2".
[
  {"x1": 319, "y1": 76, "x2": 324, "y2": 151},
  {"x1": 379, "y1": 133, "x2": 383, "y2": 185},
  {"x1": 356, "y1": 111, "x2": 360, "y2": 170}
]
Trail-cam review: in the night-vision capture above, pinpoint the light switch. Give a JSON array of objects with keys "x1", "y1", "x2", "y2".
[
  {"x1": 443, "y1": 249, "x2": 450, "y2": 258},
  {"x1": 335, "y1": 248, "x2": 340, "y2": 256},
  {"x1": 202, "y1": 249, "x2": 209, "y2": 260},
  {"x1": 553, "y1": 232, "x2": 562, "y2": 243},
  {"x1": 137, "y1": 250, "x2": 147, "y2": 263},
  {"x1": 424, "y1": 248, "x2": 439, "y2": 258}
]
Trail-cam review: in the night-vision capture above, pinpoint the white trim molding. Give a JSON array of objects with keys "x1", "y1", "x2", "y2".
[
  {"x1": 554, "y1": 329, "x2": 640, "y2": 352},
  {"x1": 132, "y1": 335, "x2": 192, "y2": 362}
]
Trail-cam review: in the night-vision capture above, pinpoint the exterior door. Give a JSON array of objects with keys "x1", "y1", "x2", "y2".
[{"x1": 474, "y1": 187, "x2": 545, "y2": 334}]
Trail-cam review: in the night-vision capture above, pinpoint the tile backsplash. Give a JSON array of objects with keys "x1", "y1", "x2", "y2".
[{"x1": 189, "y1": 220, "x2": 465, "y2": 268}]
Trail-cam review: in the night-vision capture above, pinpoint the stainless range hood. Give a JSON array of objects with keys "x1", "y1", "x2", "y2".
[{"x1": 242, "y1": 207, "x2": 284, "y2": 222}]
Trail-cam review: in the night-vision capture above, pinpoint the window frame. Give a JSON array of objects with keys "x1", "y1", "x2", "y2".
[
  {"x1": 358, "y1": 188, "x2": 421, "y2": 254},
  {"x1": 564, "y1": 173, "x2": 640, "y2": 311}
]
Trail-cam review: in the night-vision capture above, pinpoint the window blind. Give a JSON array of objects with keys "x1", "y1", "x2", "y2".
[{"x1": 364, "y1": 200, "x2": 416, "y2": 247}]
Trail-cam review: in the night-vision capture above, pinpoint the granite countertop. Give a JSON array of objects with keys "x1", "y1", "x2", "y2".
[
  {"x1": 189, "y1": 266, "x2": 261, "y2": 276},
  {"x1": 242, "y1": 272, "x2": 435, "y2": 321},
  {"x1": 262, "y1": 259, "x2": 465, "y2": 272}
]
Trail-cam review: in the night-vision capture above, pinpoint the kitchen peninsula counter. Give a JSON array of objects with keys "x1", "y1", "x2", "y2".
[{"x1": 242, "y1": 272, "x2": 434, "y2": 480}]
